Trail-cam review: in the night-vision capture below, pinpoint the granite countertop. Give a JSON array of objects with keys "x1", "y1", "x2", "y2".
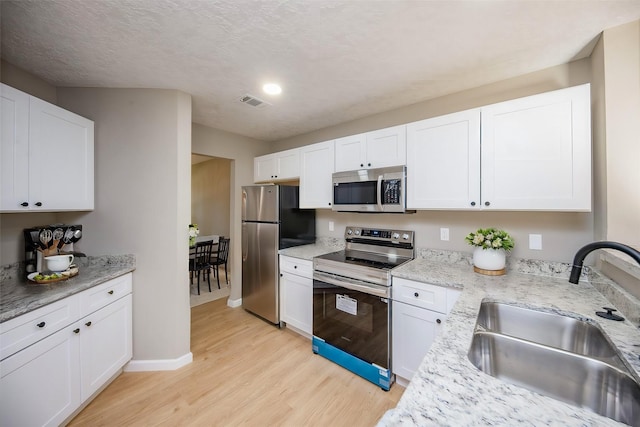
[
  {"x1": 380, "y1": 252, "x2": 640, "y2": 427},
  {"x1": 0, "y1": 254, "x2": 136, "y2": 323},
  {"x1": 278, "y1": 237, "x2": 345, "y2": 260}
]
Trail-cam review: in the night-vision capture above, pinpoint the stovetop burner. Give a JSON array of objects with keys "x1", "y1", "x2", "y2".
[{"x1": 313, "y1": 226, "x2": 415, "y2": 287}]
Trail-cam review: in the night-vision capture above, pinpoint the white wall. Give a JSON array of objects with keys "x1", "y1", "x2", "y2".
[
  {"x1": 274, "y1": 59, "x2": 595, "y2": 263},
  {"x1": 191, "y1": 158, "x2": 231, "y2": 238},
  {"x1": 56, "y1": 88, "x2": 192, "y2": 363},
  {"x1": 191, "y1": 123, "x2": 268, "y2": 302}
]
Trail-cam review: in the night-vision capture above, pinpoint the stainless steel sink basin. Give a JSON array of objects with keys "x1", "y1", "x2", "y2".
[
  {"x1": 476, "y1": 301, "x2": 616, "y2": 359},
  {"x1": 468, "y1": 301, "x2": 640, "y2": 426}
]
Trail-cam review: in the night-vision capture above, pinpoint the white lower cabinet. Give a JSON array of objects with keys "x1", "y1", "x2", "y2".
[
  {"x1": 392, "y1": 277, "x2": 460, "y2": 384},
  {"x1": 279, "y1": 256, "x2": 313, "y2": 336},
  {"x1": 0, "y1": 273, "x2": 133, "y2": 426}
]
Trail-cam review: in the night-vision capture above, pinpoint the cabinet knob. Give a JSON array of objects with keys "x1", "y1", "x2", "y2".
[
  {"x1": 36, "y1": 321, "x2": 46, "y2": 328},
  {"x1": 73, "y1": 328, "x2": 80, "y2": 334},
  {"x1": 328, "y1": 202, "x2": 331, "y2": 206},
  {"x1": 21, "y1": 202, "x2": 29, "y2": 207},
  {"x1": 436, "y1": 319, "x2": 442, "y2": 324},
  {"x1": 414, "y1": 292, "x2": 419, "y2": 298},
  {"x1": 484, "y1": 201, "x2": 490, "y2": 206},
  {"x1": 294, "y1": 265, "x2": 297, "y2": 269},
  {"x1": 35, "y1": 202, "x2": 42, "y2": 207},
  {"x1": 470, "y1": 201, "x2": 476, "y2": 207},
  {"x1": 85, "y1": 321, "x2": 92, "y2": 327},
  {"x1": 108, "y1": 290, "x2": 114, "y2": 295},
  {"x1": 280, "y1": 274, "x2": 283, "y2": 277},
  {"x1": 360, "y1": 163, "x2": 364, "y2": 168},
  {"x1": 367, "y1": 163, "x2": 371, "y2": 167}
]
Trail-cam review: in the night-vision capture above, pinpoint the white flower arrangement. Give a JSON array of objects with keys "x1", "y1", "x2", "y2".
[
  {"x1": 465, "y1": 227, "x2": 514, "y2": 251},
  {"x1": 189, "y1": 224, "x2": 200, "y2": 246}
]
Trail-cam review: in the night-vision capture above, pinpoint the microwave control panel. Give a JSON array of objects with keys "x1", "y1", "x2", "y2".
[{"x1": 382, "y1": 179, "x2": 401, "y2": 204}]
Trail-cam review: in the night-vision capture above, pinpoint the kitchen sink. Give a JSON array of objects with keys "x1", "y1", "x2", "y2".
[
  {"x1": 476, "y1": 301, "x2": 617, "y2": 359},
  {"x1": 468, "y1": 301, "x2": 640, "y2": 426}
]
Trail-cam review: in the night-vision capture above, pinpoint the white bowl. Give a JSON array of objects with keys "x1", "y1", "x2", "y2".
[{"x1": 44, "y1": 254, "x2": 74, "y2": 272}]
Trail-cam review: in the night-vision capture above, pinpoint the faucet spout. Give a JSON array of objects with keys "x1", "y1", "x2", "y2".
[{"x1": 569, "y1": 241, "x2": 640, "y2": 284}]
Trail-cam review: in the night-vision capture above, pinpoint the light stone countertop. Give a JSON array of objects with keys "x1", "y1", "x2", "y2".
[
  {"x1": 379, "y1": 253, "x2": 640, "y2": 427},
  {"x1": 0, "y1": 254, "x2": 136, "y2": 323},
  {"x1": 278, "y1": 237, "x2": 345, "y2": 261}
]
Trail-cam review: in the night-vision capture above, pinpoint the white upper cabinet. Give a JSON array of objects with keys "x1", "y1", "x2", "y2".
[
  {"x1": 254, "y1": 148, "x2": 300, "y2": 183},
  {"x1": 299, "y1": 140, "x2": 335, "y2": 209},
  {"x1": 481, "y1": 84, "x2": 591, "y2": 211},
  {"x1": 1, "y1": 84, "x2": 94, "y2": 212},
  {"x1": 407, "y1": 109, "x2": 481, "y2": 209},
  {"x1": 407, "y1": 84, "x2": 592, "y2": 211},
  {"x1": 334, "y1": 125, "x2": 406, "y2": 172}
]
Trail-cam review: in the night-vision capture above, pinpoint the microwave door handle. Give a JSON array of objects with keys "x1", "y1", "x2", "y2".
[{"x1": 377, "y1": 175, "x2": 383, "y2": 211}]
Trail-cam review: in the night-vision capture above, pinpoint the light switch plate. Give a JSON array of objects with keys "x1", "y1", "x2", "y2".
[
  {"x1": 329, "y1": 221, "x2": 334, "y2": 232},
  {"x1": 440, "y1": 228, "x2": 450, "y2": 241},
  {"x1": 529, "y1": 234, "x2": 542, "y2": 250}
]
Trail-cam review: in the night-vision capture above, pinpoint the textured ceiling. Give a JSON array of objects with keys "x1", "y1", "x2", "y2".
[{"x1": 2, "y1": 0, "x2": 640, "y2": 142}]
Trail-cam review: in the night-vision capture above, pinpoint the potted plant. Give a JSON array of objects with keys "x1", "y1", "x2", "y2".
[{"x1": 465, "y1": 227, "x2": 514, "y2": 275}]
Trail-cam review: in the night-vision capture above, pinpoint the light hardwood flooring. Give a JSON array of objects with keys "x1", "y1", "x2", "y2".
[{"x1": 69, "y1": 298, "x2": 404, "y2": 426}]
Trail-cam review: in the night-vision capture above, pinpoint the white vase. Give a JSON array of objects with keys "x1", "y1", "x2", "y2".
[{"x1": 473, "y1": 247, "x2": 506, "y2": 270}]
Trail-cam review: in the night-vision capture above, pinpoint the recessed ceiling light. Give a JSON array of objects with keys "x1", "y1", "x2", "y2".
[{"x1": 263, "y1": 83, "x2": 282, "y2": 95}]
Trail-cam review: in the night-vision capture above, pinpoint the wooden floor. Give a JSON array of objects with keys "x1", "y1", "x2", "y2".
[{"x1": 69, "y1": 298, "x2": 404, "y2": 426}]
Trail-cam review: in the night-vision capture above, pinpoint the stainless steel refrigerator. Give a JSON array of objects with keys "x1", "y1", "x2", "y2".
[{"x1": 242, "y1": 185, "x2": 316, "y2": 325}]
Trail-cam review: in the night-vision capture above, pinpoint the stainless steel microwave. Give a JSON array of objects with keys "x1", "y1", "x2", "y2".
[{"x1": 332, "y1": 166, "x2": 410, "y2": 213}]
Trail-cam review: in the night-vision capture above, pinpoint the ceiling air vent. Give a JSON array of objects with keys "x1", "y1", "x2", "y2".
[{"x1": 239, "y1": 94, "x2": 270, "y2": 108}]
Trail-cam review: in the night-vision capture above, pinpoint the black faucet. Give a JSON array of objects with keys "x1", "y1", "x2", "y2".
[{"x1": 569, "y1": 241, "x2": 640, "y2": 283}]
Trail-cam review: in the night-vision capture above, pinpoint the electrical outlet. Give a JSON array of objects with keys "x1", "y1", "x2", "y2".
[
  {"x1": 440, "y1": 228, "x2": 450, "y2": 241},
  {"x1": 529, "y1": 234, "x2": 542, "y2": 250},
  {"x1": 329, "y1": 221, "x2": 334, "y2": 232}
]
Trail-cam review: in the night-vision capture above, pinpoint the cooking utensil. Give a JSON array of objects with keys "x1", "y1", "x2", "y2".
[
  {"x1": 71, "y1": 229, "x2": 82, "y2": 243},
  {"x1": 63, "y1": 227, "x2": 75, "y2": 244},
  {"x1": 39, "y1": 229, "x2": 52, "y2": 255},
  {"x1": 52, "y1": 228, "x2": 64, "y2": 251}
]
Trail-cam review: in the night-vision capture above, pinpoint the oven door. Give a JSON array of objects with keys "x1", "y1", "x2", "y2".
[{"x1": 312, "y1": 271, "x2": 390, "y2": 369}]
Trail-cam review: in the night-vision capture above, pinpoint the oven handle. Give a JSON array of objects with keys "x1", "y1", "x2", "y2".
[
  {"x1": 377, "y1": 174, "x2": 383, "y2": 211},
  {"x1": 313, "y1": 271, "x2": 390, "y2": 298}
]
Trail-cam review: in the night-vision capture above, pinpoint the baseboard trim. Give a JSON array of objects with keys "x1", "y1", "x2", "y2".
[
  {"x1": 227, "y1": 297, "x2": 242, "y2": 308},
  {"x1": 124, "y1": 352, "x2": 193, "y2": 372}
]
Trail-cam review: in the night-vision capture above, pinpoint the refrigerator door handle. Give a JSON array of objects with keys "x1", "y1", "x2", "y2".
[{"x1": 242, "y1": 223, "x2": 249, "y2": 261}]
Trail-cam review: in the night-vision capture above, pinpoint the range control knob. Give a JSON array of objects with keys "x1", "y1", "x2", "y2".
[
  {"x1": 346, "y1": 229, "x2": 353, "y2": 235},
  {"x1": 354, "y1": 229, "x2": 361, "y2": 236},
  {"x1": 402, "y1": 233, "x2": 410, "y2": 240},
  {"x1": 392, "y1": 233, "x2": 400, "y2": 239}
]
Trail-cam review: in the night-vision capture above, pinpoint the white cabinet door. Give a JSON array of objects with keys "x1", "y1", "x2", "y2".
[
  {"x1": 80, "y1": 294, "x2": 132, "y2": 400},
  {"x1": 365, "y1": 125, "x2": 406, "y2": 169},
  {"x1": 299, "y1": 140, "x2": 335, "y2": 209},
  {"x1": 334, "y1": 133, "x2": 366, "y2": 172},
  {"x1": 276, "y1": 148, "x2": 300, "y2": 180},
  {"x1": 0, "y1": 327, "x2": 81, "y2": 427},
  {"x1": 29, "y1": 97, "x2": 94, "y2": 211},
  {"x1": 334, "y1": 126, "x2": 407, "y2": 172},
  {"x1": 407, "y1": 109, "x2": 481, "y2": 209},
  {"x1": 1, "y1": 84, "x2": 30, "y2": 210},
  {"x1": 392, "y1": 300, "x2": 445, "y2": 382},
  {"x1": 254, "y1": 148, "x2": 300, "y2": 182},
  {"x1": 280, "y1": 272, "x2": 312, "y2": 335},
  {"x1": 481, "y1": 84, "x2": 591, "y2": 211},
  {"x1": 0, "y1": 83, "x2": 94, "y2": 212},
  {"x1": 254, "y1": 153, "x2": 277, "y2": 182}
]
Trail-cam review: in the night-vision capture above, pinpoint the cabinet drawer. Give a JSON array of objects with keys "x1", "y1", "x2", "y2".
[
  {"x1": 392, "y1": 278, "x2": 448, "y2": 313},
  {"x1": 79, "y1": 273, "x2": 132, "y2": 317},
  {"x1": 279, "y1": 256, "x2": 313, "y2": 278},
  {"x1": 0, "y1": 296, "x2": 80, "y2": 360}
]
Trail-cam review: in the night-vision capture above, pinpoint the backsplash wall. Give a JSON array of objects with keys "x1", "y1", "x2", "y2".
[{"x1": 315, "y1": 209, "x2": 595, "y2": 265}]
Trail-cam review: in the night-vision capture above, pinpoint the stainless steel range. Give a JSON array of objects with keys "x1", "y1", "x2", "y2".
[{"x1": 312, "y1": 226, "x2": 415, "y2": 390}]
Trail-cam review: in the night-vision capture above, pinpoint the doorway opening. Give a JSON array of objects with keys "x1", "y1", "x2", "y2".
[{"x1": 190, "y1": 154, "x2": 232, "y2": 307}]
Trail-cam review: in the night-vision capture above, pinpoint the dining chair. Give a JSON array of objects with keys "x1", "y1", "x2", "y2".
[
  {"x1": 189, "y1": 240, "x2": 214, "y2": 294},
  {"x1": 210, "y1": 237, "x2": 230, "y2": 289}
]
